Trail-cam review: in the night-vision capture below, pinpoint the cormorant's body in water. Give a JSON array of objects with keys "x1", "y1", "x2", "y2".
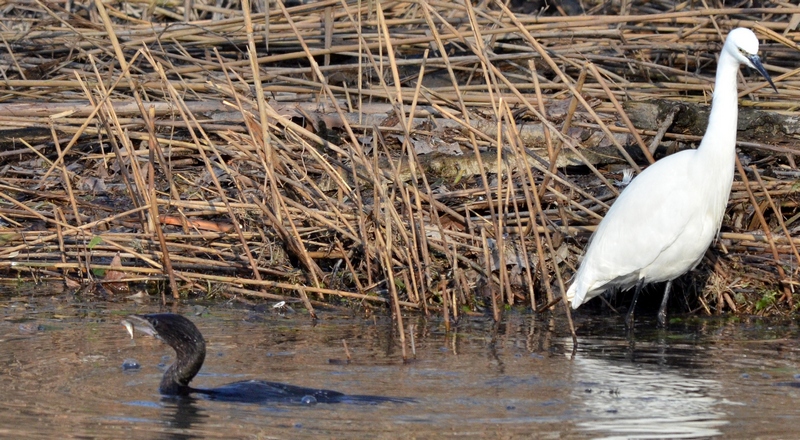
[{"x1": 123, "y1": 313, "x2": 408, "y2": 405}]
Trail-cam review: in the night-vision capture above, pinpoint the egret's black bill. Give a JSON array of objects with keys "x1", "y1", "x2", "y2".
[{"x1": 748, "y1": 54, "x2": 777, "y2": 92}]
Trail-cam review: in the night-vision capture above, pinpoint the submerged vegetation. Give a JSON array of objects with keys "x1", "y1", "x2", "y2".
[{"x1": 0, "y1": 0, "x2": 798, "y2": 328}]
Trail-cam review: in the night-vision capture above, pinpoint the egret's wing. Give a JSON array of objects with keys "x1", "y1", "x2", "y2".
[{"x1": 574, "y1": 152, "x2": 704, "y2": 299}]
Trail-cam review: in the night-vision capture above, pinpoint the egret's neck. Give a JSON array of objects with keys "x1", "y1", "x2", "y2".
[{"x1": 698, "y1": 50, "x2": 741, "y2": 165}]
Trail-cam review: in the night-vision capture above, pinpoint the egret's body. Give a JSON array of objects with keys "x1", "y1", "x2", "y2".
[{"x1": 566, "y1": 28, "x2": 775, "y2": 325}]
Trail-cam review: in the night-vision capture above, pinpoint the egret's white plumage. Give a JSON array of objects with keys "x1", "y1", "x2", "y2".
[{"x1": 565, "y1": 28, "x2": 775, "y2": 325}]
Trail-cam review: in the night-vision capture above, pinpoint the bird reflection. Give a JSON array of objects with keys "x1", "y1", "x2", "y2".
[
  {"x1": 569, "y1": 336, "x2": 727, "y2": 439},
  {"x1": 160, "y1": 396, "x2": 207, "y2": 440}
]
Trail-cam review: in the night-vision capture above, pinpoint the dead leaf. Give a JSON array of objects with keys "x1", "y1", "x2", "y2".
[{"x1": 103, "y1": 253, "x2": 130, "y2": 295}]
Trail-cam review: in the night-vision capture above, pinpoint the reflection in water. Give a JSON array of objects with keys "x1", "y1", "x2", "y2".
[
  {"x1": 161, "y1": 397, "x2": 207, "y2": 440},
  {"x1": 571, "y1": 354, "x2": 726, "y2": 439}
]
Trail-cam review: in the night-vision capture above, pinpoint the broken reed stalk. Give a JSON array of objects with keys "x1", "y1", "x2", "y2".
[
  {"x1": 0, "y1": 0, "x2": 797, "y2": 320},
  {"x1": 734, "y1": 156, "x2": 793, "y2": 307}
]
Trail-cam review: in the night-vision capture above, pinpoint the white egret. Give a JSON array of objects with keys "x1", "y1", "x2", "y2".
[{"x1": 565, "y1": 28, "x2": 776, "y2": 326}]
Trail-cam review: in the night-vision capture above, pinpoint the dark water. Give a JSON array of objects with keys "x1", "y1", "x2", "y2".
[{"x1": 2, "y1": 295, "x2": 800, "y2": 439}]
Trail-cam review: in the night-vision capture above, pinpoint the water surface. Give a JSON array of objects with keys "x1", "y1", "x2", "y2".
[{"x1": 2, "y1": 295, "x2": 800, "y2": 439}]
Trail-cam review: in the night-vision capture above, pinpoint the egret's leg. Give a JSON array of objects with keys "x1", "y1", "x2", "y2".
[
  {"x1": 625, "y1": 279, "x2": 645, "y2": 328},
  {"x1": 657, "y1": 280, "x2": 672, "y2": 327}
]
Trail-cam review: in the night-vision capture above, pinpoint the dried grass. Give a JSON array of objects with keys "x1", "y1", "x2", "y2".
[{"x1": 0, "y1": 0, "x2": 799, "y2": 328}]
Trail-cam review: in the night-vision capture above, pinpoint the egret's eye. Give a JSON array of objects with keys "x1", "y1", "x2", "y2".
[{"x1": 738, "y1": 48, "x2": 749, "y2": 56}]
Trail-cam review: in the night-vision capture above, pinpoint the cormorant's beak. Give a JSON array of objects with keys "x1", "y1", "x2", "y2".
[
  {"x1": 122, "y1": 315, "x2": 158, "y2": 340},
  {"x1": 748, "y1": 54, "x2": 777, "y2": 92}
]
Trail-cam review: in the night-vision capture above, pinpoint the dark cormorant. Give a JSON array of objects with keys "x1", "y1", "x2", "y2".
[{"x1": 123, "y1": 313, "x2": 408, "y2": 405}]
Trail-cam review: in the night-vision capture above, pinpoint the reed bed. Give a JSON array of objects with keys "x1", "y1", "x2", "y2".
[{"x1": 0, "y1": 0, "x2": 798, "y2": 330}]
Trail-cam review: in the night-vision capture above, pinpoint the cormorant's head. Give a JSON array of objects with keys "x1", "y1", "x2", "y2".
[
  {"x1": 123, "y1": 313, "x2": 207, "y2": 395},
  {"x1": 123, "y1": 313, "x2": 206, "y2": 358}
]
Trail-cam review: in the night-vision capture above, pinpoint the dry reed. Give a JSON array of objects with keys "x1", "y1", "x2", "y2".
[{"x1": 0, "y1": 0, "x2": 798, "y2": 331}]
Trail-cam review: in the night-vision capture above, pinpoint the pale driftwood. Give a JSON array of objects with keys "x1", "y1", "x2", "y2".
[
  {"x1": 625, "y1": 100, "x2": 800, "y2": 151},
  {"x1": 0, "y1": 99, "x2": 630, "y2": 167}
]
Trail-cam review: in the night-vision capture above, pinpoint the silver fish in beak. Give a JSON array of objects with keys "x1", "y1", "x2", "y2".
[
  {"x1": 122, "y1": 319, "x2": 135, "y2": 339},
  {"x1": 121, "y1": 315, "x2": 160, "y2": 340}
]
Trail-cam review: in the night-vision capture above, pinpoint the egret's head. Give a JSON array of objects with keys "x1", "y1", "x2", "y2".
[{"x1": 725, "y1": 27, "x2": 776, "y2": 92}]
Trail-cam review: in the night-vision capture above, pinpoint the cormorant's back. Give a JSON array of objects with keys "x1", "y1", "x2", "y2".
[{"x1": 123, "y1": 313, "x2": 410, "y2": 405}]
